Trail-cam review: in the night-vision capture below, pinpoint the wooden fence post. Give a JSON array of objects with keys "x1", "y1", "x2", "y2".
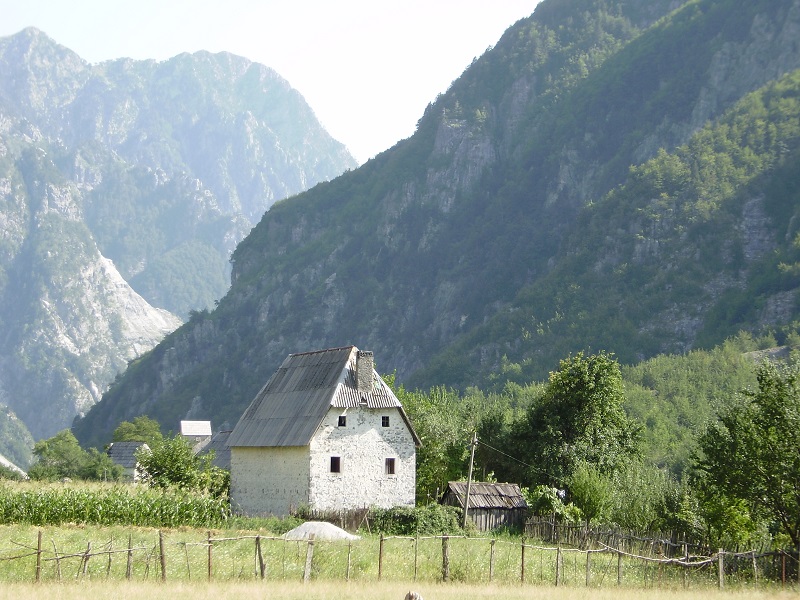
[
  {"x1": 751, "y1": 550, "x2": 758, "y2": 585},
  {"x1": 717, "y1": 548, "x2": 724, "y2": 589},
  {"x1": 303, "y1": 534, "x2": 315, "y2": 583},
  {"x1": 378, "y1": 535, "x2": 384, "y2": 580},
  {"x1": 617, "y1": 550, "x2": 622, "y2": 585},
  {"x1": 783, "y1": 550, "x2": 787, "y2": 586},
  {"x1": 81, "y1": 542, "x2": 91, "y2": 578},
  {"x1": 585, "y1": 550, "x2": 591, "y2": 586},
  {"x1": 683, "y1": 544, "x2": 688, "y2": 588},
  {"x1": 413, "y1": 536, "x2": 419, "y2": 581},
  {"x1": 52, "y1": 540, "x2": 62, "y2": 581},
  {"x1": 442, "y1": 536, "x2": 450, "y2": 582},
  {"x1": 126, "y1": 535, "x2": 133, "y2": 580},
  {"x1": 207, "y1": 531, "x2": 212, "y2": 581},
  {"x1": 106, "y1": 536, "x2": 113, "y2": 578},
  {"x1": 520, "y1": 538, "x2": 525, "y2": 583},
  {"x1": 256, "y1": 535, "x2": 265, "y2": 579},
  {"x1": 35, "y1": 530, "x2": 42, "y2": 583},
  {"x1": 159, "y1": 530, "x2": 166, "y2": 582},
  {"x1": 489, "y1": 539, "x2": 496, "y2": 583},
  {"x1": 555, "y1": 543, "x2": 562, "y2": 587},
  {"x1": 346, "y1": 540, "x2": 352, "y2": 581}
]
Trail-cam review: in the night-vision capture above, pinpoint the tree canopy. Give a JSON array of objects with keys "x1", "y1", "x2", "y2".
[
  {"x1": 512, "y1": 351, "x2": 641, "y2": 487},
  {"x1": 696, "y1": 358, "x2": 800, "y2": 546}
]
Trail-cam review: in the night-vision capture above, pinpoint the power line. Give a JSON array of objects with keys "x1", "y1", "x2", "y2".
[{"x1": 476, "y1": 438, "x2": 552, "y2": 477}]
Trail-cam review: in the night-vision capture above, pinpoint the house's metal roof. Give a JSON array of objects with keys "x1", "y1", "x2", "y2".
[
  {"x1": 444, "y1": 481, "x2": 528, "y2": 510},
  {"x1": 199, "y1": 430, "x2": 231, "y2": 469},
  {"x1": 228, "y1": 346, "x2": 420, "y2": 447},
  {"x1": 107, "y1": 441, "x2": 149, "y2": 469}
]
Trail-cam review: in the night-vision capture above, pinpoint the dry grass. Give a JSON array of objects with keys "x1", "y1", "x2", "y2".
[{"x1": 0, "y1": 580, "x2": 790, "y2": 600}]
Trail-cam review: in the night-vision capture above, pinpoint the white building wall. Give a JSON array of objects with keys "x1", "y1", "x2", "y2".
[
  {"x1": 309, "y1": 406, "x2": 416, "y2": 511},
  {"x1": 230, "y1": 446, "x2": 310, "y2": 516}
]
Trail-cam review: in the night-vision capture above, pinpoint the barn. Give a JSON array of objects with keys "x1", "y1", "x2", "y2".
[
  {"x1": 442, "y1": 481, "x2": 528, "y2": 531},
  {"x1": 228, "y1": 346, "x2": 421, "y2": 517}
]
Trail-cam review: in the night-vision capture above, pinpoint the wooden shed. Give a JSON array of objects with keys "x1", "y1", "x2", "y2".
[{"x1": 442, "y1": 481, "x2": 528, "y2": 531}]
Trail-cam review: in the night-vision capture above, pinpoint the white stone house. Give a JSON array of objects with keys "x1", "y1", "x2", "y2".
[{"x1": 228, "y1": 346, "x2": 421, "y2": 516}]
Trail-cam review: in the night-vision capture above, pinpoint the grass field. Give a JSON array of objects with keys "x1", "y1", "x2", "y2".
[
  {"x1": 0, "y1": 520, "x2": 789, "y2": 594},
  {"x1": 0, "y1": 580, "x2": 791, "y2": 600}
]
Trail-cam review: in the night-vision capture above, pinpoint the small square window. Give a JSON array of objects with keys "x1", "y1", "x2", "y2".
[
  {"x1": 385, "y1": 457, "x2": 396, "y2": 475},
  {"x1": 338, "y1": 415, "x2": 346, "y2": 427},
  {"x1": 381, "y1": 416, "x2": 390, "y2": 427},
  {"x1": 330, "y1": 456, "x2": 341, "y2": 473}
]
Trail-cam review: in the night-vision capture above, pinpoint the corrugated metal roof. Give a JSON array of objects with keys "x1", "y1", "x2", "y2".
[
  {"x1": 107, "y1": 441, "x2": 149, "y2": 469},
  {"x1": 228, "y1": 346, "x2": 420, "y2": 448},
  {"x1": 180, "y1": 420, "x2": 212, "y2": 437},
  {"x1": 199, "y1": 430, "x2": 231, "y2": 469},
  {"x1": 444, "y1": 481, "x2": 528, "y2": 510}
]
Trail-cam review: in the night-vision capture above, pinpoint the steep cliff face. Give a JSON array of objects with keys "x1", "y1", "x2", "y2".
[
  {"x1": 75, "y1": 0, "x2": 800, "y2": 448},
  {"x1": 0, "y1": 28, "x2": 356, "y2": 445}
]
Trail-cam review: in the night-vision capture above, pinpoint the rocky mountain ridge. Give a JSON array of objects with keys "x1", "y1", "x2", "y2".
[{"x1": 0, "y1": 28, "x2": 356, "y2": 456}]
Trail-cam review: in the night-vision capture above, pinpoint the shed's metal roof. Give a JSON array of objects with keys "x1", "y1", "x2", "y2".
[
  {"x1": 444, "y1": 481, "x2": 528, "y2": 510},
  {"x1": 228, "y1": 346, "x2": 420, "y2": 447}
]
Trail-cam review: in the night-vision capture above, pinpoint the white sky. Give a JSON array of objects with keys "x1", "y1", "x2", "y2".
[{"x1": 0, "y1": 1, "x2": 542, "y2": 164}]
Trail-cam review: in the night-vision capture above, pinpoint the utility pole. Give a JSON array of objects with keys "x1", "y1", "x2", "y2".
[{"x1": 462, "y1": 431, "x2": 477, "y2": 529}]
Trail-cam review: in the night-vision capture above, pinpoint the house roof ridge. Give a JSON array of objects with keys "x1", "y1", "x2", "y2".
[{"x1": 289, "y1": 345, "x2": 356, "y2": 358}]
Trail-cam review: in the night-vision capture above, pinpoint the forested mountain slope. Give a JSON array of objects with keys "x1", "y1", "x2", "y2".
[
  {"x1": 0, "y1": 28, "x2": 355, "y2": 448},
  {"x1": 74, "y1": 0, "x2": 800, "y2": 448}
]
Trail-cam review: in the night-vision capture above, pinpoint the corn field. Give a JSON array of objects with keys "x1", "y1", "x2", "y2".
[{"x1": 0, "y1": 482, "x2": 228, "y2": 528}]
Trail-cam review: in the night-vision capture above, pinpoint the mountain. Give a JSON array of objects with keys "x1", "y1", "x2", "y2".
[
  {"x1": 73, "y1": 0, "x2": 800, "y2": 449},
  {"x1": 0, "y1": 28, "x2": 357, "y2": 447}
]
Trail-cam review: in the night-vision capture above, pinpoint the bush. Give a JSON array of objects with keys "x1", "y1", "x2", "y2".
[{"x1": 367, "y1": 504, "x2": 462, "y2": 535}]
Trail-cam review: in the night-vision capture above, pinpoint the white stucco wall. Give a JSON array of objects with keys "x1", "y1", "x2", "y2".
[
  {"x1": 308, "y1": 406, "x2": 416, "y2": 511},
  {"x1": 230, "y1": 445, "x2": 310, "y2": 516}
]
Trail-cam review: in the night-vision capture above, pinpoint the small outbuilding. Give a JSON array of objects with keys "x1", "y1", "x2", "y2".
[
  {"x1": 180, "y1": 420, "x2": 212, "y2": 452},
  {"x1": 442, "y1": 481, "x2": 528, "y2": 531},
  {"x1": 106, "y1": 441, "x2": 150, "y2": 482}
]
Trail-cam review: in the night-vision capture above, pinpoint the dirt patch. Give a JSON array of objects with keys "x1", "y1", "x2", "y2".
[{"x1": 282, "y1": 521, "x2": 360, "y2": 540}]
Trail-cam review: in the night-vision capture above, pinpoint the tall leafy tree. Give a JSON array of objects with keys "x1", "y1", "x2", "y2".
[
  {"x1": 27, "y1": 430, "x2": 122, "y2": 481},
  {"x1": 112, "y1": 415, "x2": 164, "y2": 447},
  {"x1": 695, "y1": 359, "x2": 800, "y2": 546},
  {"x1": 513, "y1": 351, "x2": 641, "y2": 487},
  {"x1": 135, "y1": 434, "x2": 229, "y2": 497}
]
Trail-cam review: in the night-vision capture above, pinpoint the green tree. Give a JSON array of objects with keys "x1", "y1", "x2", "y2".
[
  {"x1": 28, "y1": 430, "x2": 124, "y2": 481},
  {"x1": 514, "y1": 351, "x2": 641, "y2": 487},
  {"x1": 78, "y1": 448, "x2": 124, "y2": 481},
  {"x1": 136, "y1": 434, "x2": 228, "y2": 497},
  {"x1": 695, "y1": 359, "x2": 800, "y2": 546},
  {"x1": 27, "y1": 430, "x2": 88, "y2": 481},
  {"x1": 112, "y1": 415, "x2": 163, "y2": 447},
  {"x1": 568, "y1": 461, "x2": 612, "y2": 527}
]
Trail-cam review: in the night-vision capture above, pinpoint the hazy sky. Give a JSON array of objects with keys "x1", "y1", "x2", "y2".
[{"x1": 0, "y1": 1, "x2": 542, "y2": 164}]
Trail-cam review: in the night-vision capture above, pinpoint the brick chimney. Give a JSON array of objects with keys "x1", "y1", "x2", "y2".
[{"x1": 357, "y1": 350, "x2": 374, "y2": 393}]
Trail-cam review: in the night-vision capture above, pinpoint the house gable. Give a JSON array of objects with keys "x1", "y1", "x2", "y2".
[{"x1": 308, "y1": 405, "x2": 416, "y2": 511}]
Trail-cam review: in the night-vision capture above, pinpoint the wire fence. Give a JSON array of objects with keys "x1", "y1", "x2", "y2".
[{"x1": 0, "y1": 528, "x2": 795, "y2": 589}]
